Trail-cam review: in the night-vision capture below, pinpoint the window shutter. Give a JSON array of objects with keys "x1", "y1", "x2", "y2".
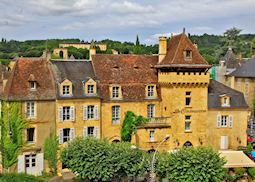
[
  {"x1": 94, "y1": 126, "x2": 99, "y2": 138},
  {"x1": 58, "y1": 107, "x2": 63, "y2": 122},
  {"x1": 70, "y1": 128, "x2": 75, "y2": 141},
  {"x1": 119, "y1": 106, "x2": 121, "y2": 123},
  {"x1": 94, "y1": 105, "x2": 99, "y2": 120},
  {"x1": 34, "y1": 102, "x2": 37, "y2": 118},
  {"x1": 59, "y1": 129, "x2": 63, "y2": 144},
  {"x1": 83, "y1": 106, "x2": 88, "y2": 120},
  {"x1": 36, "y1": 153, "x2": 44, "y2": 176},
  {"x1": 153, "y1": 105, "x2": 155, "y2": 118},
  {"x1": 70, "y1": 106, "x2": 75, "y2": 121},
  {"x1": 229, "y1": 115, "x2": 233, "y2": 128},
  {"x1": 18, "y1": 155, "x2": 25, "y2": 173},
  {"x1": 84, "y1": 127, "x2": 88, "y2": 137},
  {"x1": 217, "y1": 114, "x2": 221, "y2": 128}
]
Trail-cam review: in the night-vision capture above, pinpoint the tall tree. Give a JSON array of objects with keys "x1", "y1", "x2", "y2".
[
  {"x1": 134, "y1": 35, "x2": 141, "y2": 54},
  {"x1": 1, "y1": 101, "x2": 28, "y2": 171}
]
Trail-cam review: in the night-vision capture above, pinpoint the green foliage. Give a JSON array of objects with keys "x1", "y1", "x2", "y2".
[
  {"x1": 155, "y1": 147, "x2": 226, "y2": 182},
  {"x1": 0, "y1": 173, "x2": 50, "y2": 182},
  {"x1": 233, "y1": 168, "x2": 246, "y2": 180},
  {"x1": 1, "y1": 102, "x2": 28, "y2": 169},
  {"x1": 66, "y1": 46, "x2": 89, "y2": 59},
  {"x1": 61, "y1": 137, "x2": 147, "y2": 181},
  {"x1": 43, "y1": 134, "x2": 58, "y2": 174},
  {"x1": 121, "y1": 111, "x2": 148, "y2": 142},
  {"x1": 248, "y1": 168, "x2": 255, "y2": 179},
  {"x1": 0, "y1": 59, "x2": 10, "y2": 66}
]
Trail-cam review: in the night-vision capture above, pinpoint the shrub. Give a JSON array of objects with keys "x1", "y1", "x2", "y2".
[
  {"x1": 0, "y1": 173, "x2": 49, "y2": 182},
  {"x1": 248, "y1": 168, "x2": 255, "y2": 179},
  {"x1": 155, "y1": 147, "x2": 226, "y2": 182}
]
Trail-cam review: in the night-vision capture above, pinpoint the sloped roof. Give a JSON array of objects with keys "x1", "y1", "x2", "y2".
[
  {"x1": 4, "y1": 58, "x2": 55, "y2": 101},
  {"x1": 51, "y1": 60, "x2": 99, "y2": 99},
  {"x1": 229, "y1": 58, "x2": 255, "y2": 78},
  {"x1": 92, "y1": 54, "x2": 161, "y2": 102},
  {"x1": 221, "y1": 48, "x2": 241, "y2": 69},
  {"x1": 156, "y1": 33, "x2": 210, "y2": 68},
  {"x1": 208, "y1": 79, "x2": 248, "y2": 109}
]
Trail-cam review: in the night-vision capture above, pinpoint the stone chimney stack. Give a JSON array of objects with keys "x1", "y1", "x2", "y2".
[
  {"x1": 158, "y1": 36, "x2": 167, "y2": 63},
  {"x1": 42, "y1": 49, "x2": 51, "y2": 62},
  {"x1": 89, "y1": 43, "x2": 96, "y2": 61}
]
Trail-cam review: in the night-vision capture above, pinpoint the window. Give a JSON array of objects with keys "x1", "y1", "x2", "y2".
[
  {"x1": 87, "y1": 85, "x2": 94, "y2": 95},
  {"x1": 112, "y1": 86, "x2": 119, "y2": 98},
  {"x1": 185, "y1": 50, "x2": 192, "y2": 59},
  {"x1": 63, "y1": 128, "x2": 71, "y2": 143},
  {"x1": 87, "y1": 105, "x2": 94, "y2": 119},
  {"x1": 112, "y1": 106, "x2": 120, "y2": 124},
  {"x1": 147, "y1": 104, "x2": 155, "y2": 118},
  {"x1": 30, "y1": 81, "x2": 36, "y2": 90},
  {"x1": 25, "y1": 154, "x2": 36, "y2": 168},
  {"x1": 27, "y1": 128, "x2": 35, "y2": 144},
  {"x1": 63, "y1": 85, "x2": 70, "y2": 95},
  {"x1": 222, "y1": 97, "x2": 230, "y2": 107},
  {"x1": 149, "y1": 131, "x2": 155, "y2": 142},
  {"x1": 221, "y1": 115, "x2": 228, "y2": 127},
  {"x1": 87, "y1": 127, "x2": 94, "y2": 137},
  {"x1": 147, "y1": 85, "x2": 154, "y2": 97},
  {"x1": 185, "y1": 116, "x2": 191, "y2": 131},
  {"x1": 26, "y1": 102, "x2": 35, "y2": 118},
  {"x1": 185, "y1": 92, "x2": 191, "y2": 106},
  {"x1": 63, "y1": 106, "x2": 70, "y2": 120}
]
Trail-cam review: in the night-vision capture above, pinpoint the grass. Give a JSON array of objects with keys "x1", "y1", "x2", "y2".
[{"x1": 0, "y1": 173, "x2": 51, "y2": 182}]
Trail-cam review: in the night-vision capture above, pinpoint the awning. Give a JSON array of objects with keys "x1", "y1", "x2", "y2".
[{"x1": 219, "y1": 150, "x2": 255, "y2": 168}]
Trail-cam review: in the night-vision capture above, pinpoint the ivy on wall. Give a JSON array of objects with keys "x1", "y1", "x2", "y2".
[{"x1": 121, "y1": 111, "x2": 148, "y2": 142}]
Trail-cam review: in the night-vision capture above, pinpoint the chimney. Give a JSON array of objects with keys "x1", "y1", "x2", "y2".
[
  {"x1": 193, "y1": 43, "x2": 198, "y2": 49},
  {"x1": 89, "y1": 44, "x2": 96, "y2": 61},
  {"x1": 158, "y1": 36, "x2": 167, "y2": 63},
  {"x1": 42, "y1": 49, "x2": 51, "y2": 62}
]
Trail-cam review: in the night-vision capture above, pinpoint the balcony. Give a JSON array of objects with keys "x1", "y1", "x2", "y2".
[{"x1": 138, "y1": 117, "x2": 171, "y2": 129}]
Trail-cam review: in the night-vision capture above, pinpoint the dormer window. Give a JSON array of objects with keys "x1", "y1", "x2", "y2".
[
  {"x1": 30, "y1": 81, "x2": 37, "y2": 91},
  {"x1": 184, "y1": 50, "x2": 192, "y2": 59},
  {"x1": 112, "y1": 86, "x2": 119, "y2": 98},
  {"x1": 221, "y1": 95, "x2": 230, "y2": 107},
  {"x1": 87, "y1": 85, "x2": 94, "y2": 95},
  {"x1": 84, "y1": 78, "x2": 97, "y2": 96},
  {"x1": 146, "y1": 84, "x2": 157, "y2": 98},
  {"x1": 63, "y1": 85, "x2": 70, "y2": 95}
]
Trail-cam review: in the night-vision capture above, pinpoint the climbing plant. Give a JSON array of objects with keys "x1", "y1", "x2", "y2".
[{"x1": 121, "y1": 111, "x2": 148, "y2": 142}]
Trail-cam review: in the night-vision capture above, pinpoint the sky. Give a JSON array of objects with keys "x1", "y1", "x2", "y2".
[{"x1": 0, "y1": 0, "x2": 255, "y2": 44}]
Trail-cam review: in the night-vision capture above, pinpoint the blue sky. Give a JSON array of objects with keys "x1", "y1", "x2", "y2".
[{"x1": 0, "y1": 0, "x2": 254, "y2": 44}]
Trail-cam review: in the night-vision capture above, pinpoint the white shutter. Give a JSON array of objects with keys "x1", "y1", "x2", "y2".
[
  {"x1": 229, "y1": 115, "x2": 233, "y2": 128},
  {"x1": 36, "y1": 153, "x2": 44, "y2": 176},
  {"x1": 220, "y1": 136, "x2": 228, "y2": 150},
  {"x1": 18, "y1": 155, "x2": 25, "y2": 173},
  {"x1": 153, "y1": 105, "x2": 155, "y2": 118},
  {"x1": 94, "y1": 105, "x2": 99, "y2": 120},
  {"x1": 217, "y1": 114, "x2": 221, "y2": 128},
  {"x1": 58, "y1": 107, "x2": 63, "y2": 122},
  {"x1": 34, "y1": 102, "x2": 37, "y2": 118},
  {"x1": 118, "y1": 106, "x2": 121, "y2": 124},
  {"x1": 70, "y1": 106, "x2": 75, "y2": 121},
  {"x1": 94, "y1": 126, "x2": 99, "y2": 138},
  {"x1": 70, "y1": 128, "x2": 75, "y2": 141},
  {"x1": 84, "y1": 127, "x2": 88, "y2": 137},
  {"x1": 59, "y1": 129, "x2": 63, "y2": 144},
  {"x1": 83, "y1": 106, "x2": 88, "y2": 120}
]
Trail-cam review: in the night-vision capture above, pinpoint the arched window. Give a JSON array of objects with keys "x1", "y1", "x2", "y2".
[
  {"x1": 183, "y1": 141, "x2": 193, "y2": 147},
  {"x1": 112, "y1": 139, "x2": 120, "y2": 143},
  {"x1": 59, "y1": 50, "x2": 64, "y2": 58}
]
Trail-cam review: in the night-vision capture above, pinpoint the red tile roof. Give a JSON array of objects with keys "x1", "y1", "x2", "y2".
[
  {"x1": 157, "y1": 33, "x2": 211, "y2": 68},
  {"x1": 92, "y1": 54, "x2": 161, "y2": 102},
  {"x1": 4, "y1": 58, "x2": 55, "y2": 101}
]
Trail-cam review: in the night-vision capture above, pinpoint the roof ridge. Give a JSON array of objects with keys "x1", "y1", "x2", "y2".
[
  {"x1": 4, "y1": 60, "x2": 18, "y2": 100},
  {"x1": 171, "y1": 34, "x2": 184, "y2": 64}
]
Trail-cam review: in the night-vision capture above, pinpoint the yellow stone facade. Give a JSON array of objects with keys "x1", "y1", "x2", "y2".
[{"x1": 59, "y1": 43, "x2": 107, "y2": 51}]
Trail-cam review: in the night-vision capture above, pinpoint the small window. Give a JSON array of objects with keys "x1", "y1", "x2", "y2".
[
  {"x1": 185, "y1": 92, "x2": 191, "y2": 106},
  {"x1": 87, "y1": 127, "x2": 94, "y2": 137},
  {"x1": 147, "y1": 104, "x2": 155, "y2": 118},
  {"x1": 87, "y1": 105, "x2": 94, "y2": 119},
  {"x1": 149, "y1": 131, "x2": 155, "y2": 142},
  {"x1": 25, "y1": 154, "x2": 36, "y2": 168},
  {"x1": 63, "y1": 85, "x2": 70, "y2": 95},
  {"x1": 147, "y1": 85, "x2": 155, "y2": 97},
  {"x1": 87, "y1": 85, "x2": 94, "y2": 95},
  {"x1": 222, "y1": 97, "x2": 230, "y2": 107},
  {"x1": 26, "y1": 102, "x2": 35, "y2": 118},
  {"x1": 27, "y1": 128, "x2": 35, "y2": 143},
  {"x1": 112, "y1": 106, "x2": 120, "y2": 124},
  {"x1": 185, "y1": 50, "x2": 192, "y2": 59},
  {"x1": 63, "y1": 128, "x2": 71, "y2": 143},
  {"x1": 221, "y1": 115, "x2": 228, "y2": 127},
  {"x1": 112, "y1": 86, "x2": 119, "y2": 98},
  {"x1": 63, "y1": 106, "x2": 71, "y2": 120},
  {"x1": 185, "y1": 116, "x2": 191, "y2": 131},
  {"x1": 30, "y1": 81, "x2": 36, "y2": 90}
]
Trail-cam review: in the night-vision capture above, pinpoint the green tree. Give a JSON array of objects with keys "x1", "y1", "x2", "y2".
[
  {"x1": 61, "y1": 137, "x2": 147, "y2": 181},
  {"x1": 121, "y1": 111, "x2": 148, "y2": 142},
  {"x1": 1, "y1": 102, "x2": 28, "y2": 170},
  {"x1": 155, "y1": 147, "x2": 226, "y2": 182},
  {"x1": 43, "y1": 133, "x2": 58, "y2": 174}
]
